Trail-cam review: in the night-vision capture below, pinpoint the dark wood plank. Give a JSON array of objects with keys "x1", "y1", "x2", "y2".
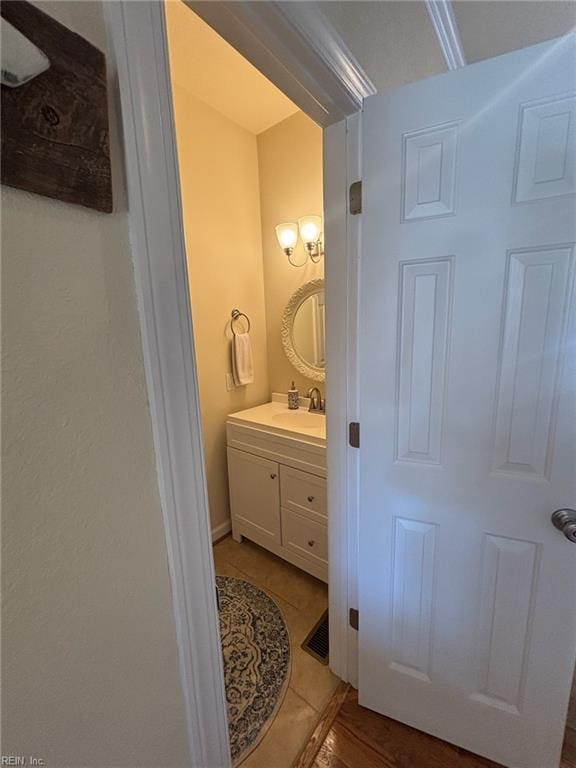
[
  {"x1": 308, "y1": 688, "x2": 576, "y2": 768},
  {"x1": 294, "y1": 682, "x2": 350, "y2": 768},
  {"x1": 313, "y1": 720, "x2": 398, "y2": 768},
  {"x1": 313, "y1": 738, "x2": 350, "y2": 768},
  {"x1": 313, "y1": 735, "x2": 354, "y2": 768},
  {"x1": 563, "y1": 727, "x2": 576, "y2": 768},
  {"x1": 1, "y1": 1, "x2": 112, "y2": 212},
  {"x1": 308, "y1": 689, "x2": 507, "y2": 768}
]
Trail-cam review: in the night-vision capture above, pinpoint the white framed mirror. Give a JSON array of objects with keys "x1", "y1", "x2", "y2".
[{"x1": 281, "y1": 278, "x2": 325, "y2": 382}]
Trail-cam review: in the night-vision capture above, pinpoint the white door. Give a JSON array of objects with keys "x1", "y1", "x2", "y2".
[{"x1": 358, "y1": 35, "x2": 576, "y2": 768}]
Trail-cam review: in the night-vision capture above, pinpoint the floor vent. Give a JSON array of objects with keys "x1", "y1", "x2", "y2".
[{"x1": 302, "y1": 610, "x2": 329, "y2": 665}]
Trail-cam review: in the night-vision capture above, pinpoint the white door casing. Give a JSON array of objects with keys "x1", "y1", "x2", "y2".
[{"x1": 358, "y1": 35, "x2": 576, "y2": 768}]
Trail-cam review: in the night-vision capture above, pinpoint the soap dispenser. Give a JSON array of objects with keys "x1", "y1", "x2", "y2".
[{"x1": 288, "y1": 381, "x2": 299, "y2": 410}]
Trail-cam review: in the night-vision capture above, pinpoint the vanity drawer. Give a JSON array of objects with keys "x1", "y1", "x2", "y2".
[
  {"x1": 281, "y1": 508, "x2": 328, "y2": 567},
  {"x1": 280, "y1": 465, "x2": 327, "y2": 521}
]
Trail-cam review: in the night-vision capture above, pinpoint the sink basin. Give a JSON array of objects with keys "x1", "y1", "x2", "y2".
[
  {"x1": 272, "y1": 411, "x2": 324, "y2": 429},
  {"x1": 228, "y1": 399, "x2": 326, "y2": 443}
]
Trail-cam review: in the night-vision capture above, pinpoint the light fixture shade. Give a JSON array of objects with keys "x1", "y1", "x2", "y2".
[
  {"x1": 275, "y1": 222, "x2": 298, "y2": 252},
  {"x1": 298, "y1": 215, "x2": 322, "y2": 246}
]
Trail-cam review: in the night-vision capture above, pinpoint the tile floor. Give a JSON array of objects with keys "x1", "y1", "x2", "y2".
[{"x1": 213, "y1": 535, "x2": 340, "y2": 768}]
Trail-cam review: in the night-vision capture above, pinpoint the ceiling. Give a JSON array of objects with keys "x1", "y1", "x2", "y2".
[
  {"x1": 318, "y1": 0, "x2": 575, "y2": 92},
  {"x1": 319, "y1": 2, "x2": 447, "y2": 90},
  {"x1": 453, "y1": 1, "x2": 576, "y2": 63},
  {"x1": 164, "y1": 0, "x2": 576, "y2": 131},
  {"x1": 165, "y1": 0, "x2": 299, "y2": 135}
]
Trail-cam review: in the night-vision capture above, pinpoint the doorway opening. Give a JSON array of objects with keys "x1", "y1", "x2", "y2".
[
  {"x1": 113, "y1": 3, "x2": 576, "y2": 767},
  {"x1": 165, "y1": 2, "x2": 338, "y2": 764}
]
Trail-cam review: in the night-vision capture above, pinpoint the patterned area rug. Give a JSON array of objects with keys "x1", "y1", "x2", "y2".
[{"x1": 216, "y1": 576, "x2": 291, "y2": 766}]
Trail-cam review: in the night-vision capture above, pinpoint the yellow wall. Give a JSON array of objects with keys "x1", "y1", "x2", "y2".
[
  {"x1": 2, "y1": 2, "x2": 189, "y2": 764},
  {"x1": 164, "y1": 0, "x2": 298, "y2": 134},
  {"x1": 169, "y1": 82, "x2": 271, "y2": 535},
  {"x1": 257, "y1": 112, "x2": 324, "y2": 395},
  {"x1": 167, "y1": 6, "x2": 323, "y2": 535}
]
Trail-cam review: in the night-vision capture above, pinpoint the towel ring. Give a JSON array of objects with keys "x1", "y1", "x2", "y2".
[{"x1": 231, "y1": 308, "x2": 251, "y2": 335}]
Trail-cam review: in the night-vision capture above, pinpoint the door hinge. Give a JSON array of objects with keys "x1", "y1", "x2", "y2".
[
  {"x1": 349, "y1": 421, "x2": 360, "y2": 448},
  {"x1": 349, "y1": 180, "x2": 362, "y2": 215},
  {"x1": 349, "y1": 608, "x2": 359, "y2": 631}
]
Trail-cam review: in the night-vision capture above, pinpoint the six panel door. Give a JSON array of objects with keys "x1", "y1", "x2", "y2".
[{"x1": 358, "y1": 35, "x2": 576, "y2": 768}]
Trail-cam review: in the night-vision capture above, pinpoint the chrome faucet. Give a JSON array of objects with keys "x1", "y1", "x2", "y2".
[{"x1": 307, "y1": 387, "x2": 325, "y2": 413}]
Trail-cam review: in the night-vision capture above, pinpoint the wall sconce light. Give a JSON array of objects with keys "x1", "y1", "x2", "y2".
[
  {"x1": 298, "y1": 215, "x2": 323, "y2": 262},
  {"x1": 275, "y1": 215, "x2": 324, "y2": 267},
  {"x1": 275, "y1": 222, "x2": 299, "y2": 257}
]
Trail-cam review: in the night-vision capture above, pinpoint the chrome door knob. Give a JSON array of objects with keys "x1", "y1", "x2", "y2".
[{"x1": 551, "y1": 509, "x2": 576, "y2": 542}]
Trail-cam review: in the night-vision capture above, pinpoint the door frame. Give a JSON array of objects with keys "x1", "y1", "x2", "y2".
[{"x1": 105, "y1": 2, "x2": 373, "y2": 764}]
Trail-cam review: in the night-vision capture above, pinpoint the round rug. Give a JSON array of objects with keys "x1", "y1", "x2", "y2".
[{"x1": 216, "y1": 576, "x2": 291, "y2": 765}]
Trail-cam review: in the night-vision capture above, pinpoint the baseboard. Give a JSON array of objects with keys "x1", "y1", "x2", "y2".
[{"x1": 212, "y1": 519, "x2": 232, "y2": 543}]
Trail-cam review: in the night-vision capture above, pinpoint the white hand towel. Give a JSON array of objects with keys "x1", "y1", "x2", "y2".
[{"x1": 232, "y1": 332, "x2": 254, "y2": 386}]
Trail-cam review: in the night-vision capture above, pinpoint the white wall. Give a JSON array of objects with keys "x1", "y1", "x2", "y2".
[
  {"x1": 166, "y1": 7, "x2": 325, "y2": 536},
  {"x1": 2, "y1": 2, "x2": 189, "y2": 765}
]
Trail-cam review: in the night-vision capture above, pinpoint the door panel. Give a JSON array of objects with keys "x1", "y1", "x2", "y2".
[
  {"x1": 493, "y1": 245, "x2": 573, "y2": 478},
  {"x1": 358, "y1": 35, "x2": 576, "y2": 768},
  {"x1": 513, "y1": 95, "x2": 576, "y2": 202},
  {"x1": 396, "y1": 257, "x2": 452, "y2": 465},
  {"x1": 402, "y1": 122, "x2": 458, "y2": 220},
  {"x1": 390, "y1": 517, "x2": 437, "y2": 681},
  {"x1": 473, "y1": 534, "x2": 538, "y2": 712}
]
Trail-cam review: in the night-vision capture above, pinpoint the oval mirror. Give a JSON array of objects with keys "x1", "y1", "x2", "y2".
[{"x1": 281, "y1": 278, "x2": 325, "y2": 382}]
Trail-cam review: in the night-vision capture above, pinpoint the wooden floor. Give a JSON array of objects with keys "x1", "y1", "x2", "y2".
[{"x1": 298, "y1": 687, "x2": 576, "y2": 768}]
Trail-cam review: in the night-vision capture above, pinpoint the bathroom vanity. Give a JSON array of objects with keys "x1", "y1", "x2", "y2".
[{"x1": 226, "y1": 397, "x2": 327, "y2": 582}]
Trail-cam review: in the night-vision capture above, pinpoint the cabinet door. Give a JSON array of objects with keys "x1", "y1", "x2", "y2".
[{"x1": 227, "y1": 447, "x2": 281, "y2": 544}]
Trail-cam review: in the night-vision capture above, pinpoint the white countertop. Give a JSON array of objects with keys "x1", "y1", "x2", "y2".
[{"x1": 227, "y1": 398, "x2": 326, "y2": 444}]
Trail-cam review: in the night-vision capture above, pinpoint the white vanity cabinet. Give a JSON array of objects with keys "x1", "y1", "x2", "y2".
[{"x1": 226, "y1": 401, "x2": 327, "y2": 582}]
